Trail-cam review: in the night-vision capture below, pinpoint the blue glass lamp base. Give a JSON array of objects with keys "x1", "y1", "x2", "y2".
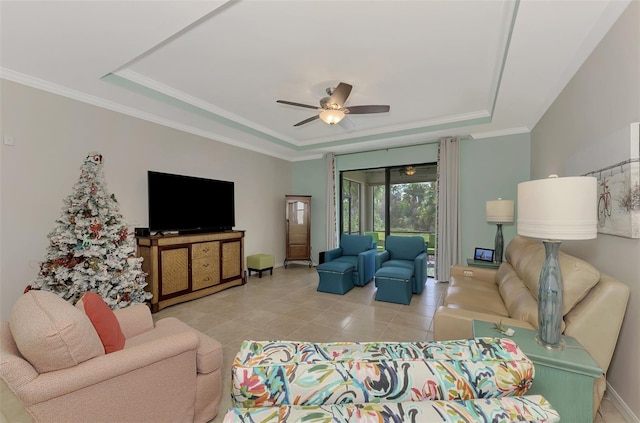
[
  {"x1": 535, "y1": 334, "x2": 566, "y2": 351},
  {"x1": 537, "y1": 240, "x2": 564, "y2": 349},
  {"x1": 494, "y1": 223, "x2": 504, "y2": 263}
]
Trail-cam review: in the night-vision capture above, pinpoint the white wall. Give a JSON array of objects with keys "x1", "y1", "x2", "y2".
[
  {"x1": 0, "y1": 80, "x2": 292, "y2": 320},
  {"x1": 531, "y1": 2, "x2": 639, "y2": 419}
]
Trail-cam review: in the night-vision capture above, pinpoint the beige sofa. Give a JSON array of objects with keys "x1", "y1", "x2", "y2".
[
  {"x1": 1, "y1": 290, "x2": 223, "y2": 423},
  {"x1": 433, "y1": 235, "x2": 629, "y2": 415}
]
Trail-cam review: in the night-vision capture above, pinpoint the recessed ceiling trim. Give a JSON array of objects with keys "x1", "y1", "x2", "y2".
[
  {"x1": 111, "y1": 69, "x2": 297, "y2": 144},
  {"x1": 106, "y1": 70, "x2": 496, "y2": 152},
  {"x1": 299, "y1": 114, "x2": 491, "y2": 151},
  {"x1": 107, "y1": 1, "x2": 234, "y2": 76},
  {"x1": 488, "y1": 0, "x2": 520, "y2": 117},
  {"x1": 296, "y1": 110, "x2": 491, "y2": 146},
  {"x1": 102, "y1": 72, "x2": 302, "y2": 152},
  {"x1": 470, "y1": 127, "x2": 530, "y2": 139}
]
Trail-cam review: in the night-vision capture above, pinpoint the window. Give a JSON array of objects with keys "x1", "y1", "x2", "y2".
[
  {"x1": 342, "y1": 179, "x2": 361, "y2": 234},
  {"x1": 372, "y1": 185, "x2": 386, "y2": 232}
]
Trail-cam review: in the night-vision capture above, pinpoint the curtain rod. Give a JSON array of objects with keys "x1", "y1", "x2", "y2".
[
  {"x1": 333, "y1": 135, "x2": 471, "y2": 158},
  {"x1": 334, "y1": 139, "x2": 441, "y2": 158}
]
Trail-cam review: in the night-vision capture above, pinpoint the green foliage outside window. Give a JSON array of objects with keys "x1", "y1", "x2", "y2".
[{"x1": 374, "y1": 182, "x2": 437, "y2": 234}]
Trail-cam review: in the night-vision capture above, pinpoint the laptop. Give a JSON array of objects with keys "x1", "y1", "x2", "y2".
[{"x1": 467, "y1": 247, "x2": 495, "y2": 266}]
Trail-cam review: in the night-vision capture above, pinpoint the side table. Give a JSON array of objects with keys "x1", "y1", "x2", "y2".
[
  {"x1": 466, "y1": 258, "x2": 500, "y2": 269},
  {"x1": 473, "y1": 320, "x2": 602, "y2": 422}
]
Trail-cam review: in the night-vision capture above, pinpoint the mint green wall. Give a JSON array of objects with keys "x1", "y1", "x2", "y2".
[
  {"x1": 292, "y1": 159, "x2": 327, "y2": 264},
  {"x1": 460, "y1": 133, "x2": 531, "y2": 262},
  {"x1": 292, "y1": 135, "x2": 530, "y2": 266}
]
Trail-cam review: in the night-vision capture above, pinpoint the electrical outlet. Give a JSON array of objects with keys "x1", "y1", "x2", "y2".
[{"x1": 3, "y1": 135, "x2": 15, "y2": 146}]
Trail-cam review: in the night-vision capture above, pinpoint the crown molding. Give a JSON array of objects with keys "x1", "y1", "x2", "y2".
[
  {"x1": 470, "y1": 127, "x2": 530, "y2": 140},
  {"x1": 0, "y1": 68, "x2": 298, "y2": 161}
]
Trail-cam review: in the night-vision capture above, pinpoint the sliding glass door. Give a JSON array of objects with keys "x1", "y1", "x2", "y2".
[{"x1": 341, "y1": 163, "x2": 437, "y2": 275}]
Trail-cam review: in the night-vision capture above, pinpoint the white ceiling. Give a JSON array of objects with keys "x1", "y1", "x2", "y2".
[{"x1": 0, "y1": 1, "x2": 630, "y2": 161}]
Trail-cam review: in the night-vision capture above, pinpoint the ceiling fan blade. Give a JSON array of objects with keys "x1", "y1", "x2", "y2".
[
  {"x1": 329, "y1": 82, "x2": 353, "y2": 107},
  {"x1": 339, "y1": 116, "x2": 355, "y2": 131},
  {"x1": 345, "y1": 105, "x2": 390, "y2": 114},
  {"x1": 277, "y1": 100, "x2": 319, "y2": 110},
  {"x1": 293, "y1": 115, "x2": 320, "y2": 127}
]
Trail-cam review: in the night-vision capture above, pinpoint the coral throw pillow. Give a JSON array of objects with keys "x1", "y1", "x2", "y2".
[{"x1": 77, "y1": 292, "x2": 125, "y2": 353}]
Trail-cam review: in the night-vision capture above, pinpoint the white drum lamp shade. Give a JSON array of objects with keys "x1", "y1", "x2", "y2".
[
  {"x1": 517, "y1": 176, "x2": 597, "y2": 240},
  {"x1": 486, "y1": 199, "x2": 514, "y2": 223}
]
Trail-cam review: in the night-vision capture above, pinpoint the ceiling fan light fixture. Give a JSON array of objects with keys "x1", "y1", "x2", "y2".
[
  {"x1": 405, "y1": 166, "x2": 416, "y2": 176},
  {"x1": 319, "y1": 109, "x2": 345, "y2": 125}
]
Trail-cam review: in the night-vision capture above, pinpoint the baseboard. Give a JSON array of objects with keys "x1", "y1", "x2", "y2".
[{"x1": 606, "y1": 382, "x2": 639, "y2": 423}]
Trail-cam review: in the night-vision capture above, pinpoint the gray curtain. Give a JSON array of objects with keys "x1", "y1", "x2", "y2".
[
  {"x1": 325, "y1": 153, "x2": 338, "y2": 250},
  {"x1": 436, "y1": 137, "x2": 461, "y2": 282}
]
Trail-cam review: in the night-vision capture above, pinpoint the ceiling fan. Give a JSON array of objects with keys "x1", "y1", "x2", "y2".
[{"x1": 276, "y1": 82, "x2": 390, "y2": 128}]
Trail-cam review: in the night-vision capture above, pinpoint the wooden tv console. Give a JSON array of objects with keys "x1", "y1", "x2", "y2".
[{"x1": 136, "y1": 230, "x2": 245, "y2": 312}]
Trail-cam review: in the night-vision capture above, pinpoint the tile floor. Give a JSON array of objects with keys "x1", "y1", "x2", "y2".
[{"x1": 1, "y1": 265, "x2": 629, "y2": 422}]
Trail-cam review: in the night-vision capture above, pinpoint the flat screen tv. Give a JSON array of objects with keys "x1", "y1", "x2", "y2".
[{"x1": 147, "y1": 171, "x2": 235, "y2": 234}]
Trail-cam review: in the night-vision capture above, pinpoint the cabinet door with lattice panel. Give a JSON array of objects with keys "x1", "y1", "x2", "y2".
[
  {"x1": 159, "y1": 247, "x2": 189, "y2": 298},
  {"x1": 191, "y1": 241, "x2": 220, "y2": 290},
  {"x1": 221, "y1": 240, "x2": 242, "y2": 280}
]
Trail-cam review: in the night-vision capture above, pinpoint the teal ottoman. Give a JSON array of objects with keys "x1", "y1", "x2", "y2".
[
  {"x1": 317, "y1": 261, "x2": 355, "y2": 294},
  {"x1": 246, "y1": 254, "x2": 275, "y2": 278},
  {"x1": 375, "y1": 267, "x2": 413, "y2": 304}
]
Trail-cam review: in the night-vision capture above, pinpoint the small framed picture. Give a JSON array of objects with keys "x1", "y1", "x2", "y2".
[{"x1": 474, "y1": 248, "x2": 495, "y2": 262}]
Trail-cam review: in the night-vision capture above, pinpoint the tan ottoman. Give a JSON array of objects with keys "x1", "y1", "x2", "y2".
[{"x1": 246, "y1": 254, "x2": 275, "y2": 278}]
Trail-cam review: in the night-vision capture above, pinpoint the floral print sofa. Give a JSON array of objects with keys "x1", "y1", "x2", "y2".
[{"x1": 223, "y1": 338, "x2": 560, "y2": 422}]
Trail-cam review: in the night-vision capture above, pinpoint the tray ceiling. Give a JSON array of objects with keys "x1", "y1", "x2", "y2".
[{"x1": 0, "y1": 1, "x2": 630, "y2": 161}]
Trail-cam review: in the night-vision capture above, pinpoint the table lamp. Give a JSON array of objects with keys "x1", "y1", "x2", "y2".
[
  {"x1": 517, "y1": 175, "x2": 597, "y2": 349},
  {"x1": 486, "y1": 198, "x2": 514, "y2": 263}
]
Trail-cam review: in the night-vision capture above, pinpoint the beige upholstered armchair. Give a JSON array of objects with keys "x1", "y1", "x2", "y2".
[{"x1": 1, "y1": 290, "x2": 222, "y2": 423}]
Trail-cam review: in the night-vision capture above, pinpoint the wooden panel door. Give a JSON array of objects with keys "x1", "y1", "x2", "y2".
[
  {"x1": 285, "y1": 195, "x2": 311, "y2": 266},
  {"x1": 159, "y1": 246, "x2": 189, "y2": 299},
  {"x1": 221, "y1": 240, "x2": 242, "y2": 281}
]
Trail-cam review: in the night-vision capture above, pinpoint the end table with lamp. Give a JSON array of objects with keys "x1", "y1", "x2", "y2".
[{"x1": 472, "y1": 320, "x2": 602, "y2": 422}]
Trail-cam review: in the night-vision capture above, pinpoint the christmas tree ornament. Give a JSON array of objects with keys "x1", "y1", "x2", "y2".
[
  {"x1": 30, "y1": 152, "x2": 152, "y2": 309},
  {"x1": 88, "y1": 257, "x2": 100, "y2": 271},
  {"x1": 90, "y1": 219, "x2": 103, "y2": 239}
]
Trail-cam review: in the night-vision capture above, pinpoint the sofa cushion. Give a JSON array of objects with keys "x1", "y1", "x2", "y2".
[
  {"x1": 332, "y1": 255, "x2": 359, "y2": 269},
  {"x1": 497, "y1": 265, "x2": 540, "y2": 328},
  {"x1": 231, "y1": 338, "x2": 535, "y2": 407},
  {"x1": 76, "y1": 292, "x2": 125, "y2": 354},
  {"x1": 9, "y1": 290, "x2": 104, "y2": 373},
  {"x1": 506, "y1": 236, "x2": 600, "y2": 316},
  {"x1": 380, "y1": 259, "x2": 415, "y2": 272},
  {"x1": 223, "y1": 396, "x2": 560, "y2": 423},
  {"x1": 443, "y1": 284, "x2": 509, "y2": 317}
]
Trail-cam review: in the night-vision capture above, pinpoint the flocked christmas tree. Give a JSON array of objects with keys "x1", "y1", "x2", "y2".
[{"x1": 29, "y1": 152, "x2": 152, "y2": 309}]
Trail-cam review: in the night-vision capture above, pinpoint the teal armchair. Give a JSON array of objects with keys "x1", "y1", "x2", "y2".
[
  {"x1": 375, "y1": 235, "x2": 428, "y2": 294},
  {"x1": 324, "y1": 234, "x2": 376, "y2": 286}
]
